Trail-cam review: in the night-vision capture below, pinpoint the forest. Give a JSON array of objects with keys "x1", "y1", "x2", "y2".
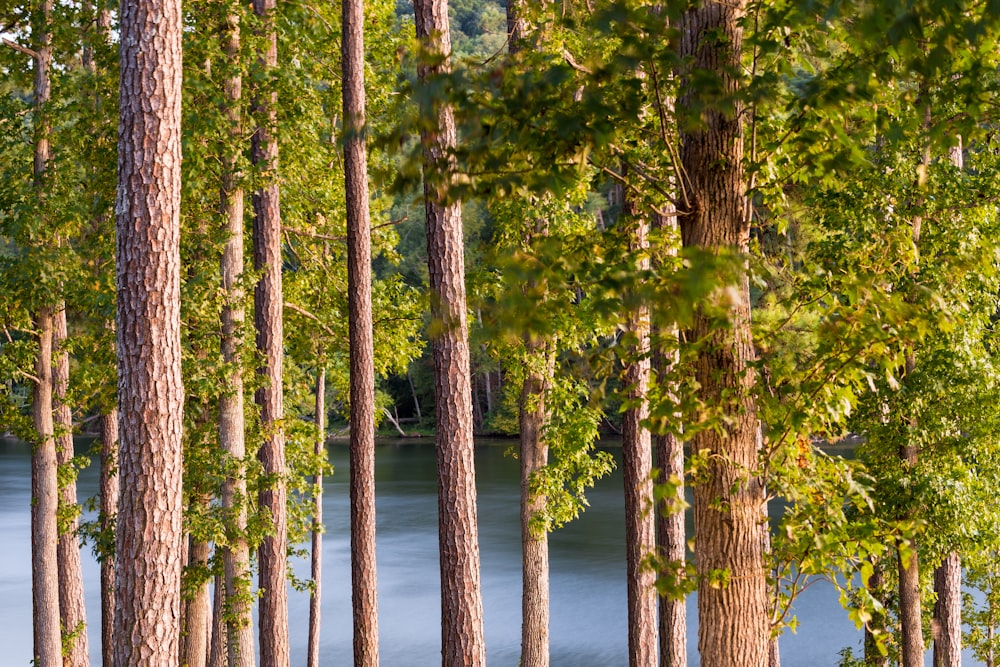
[{"x1": 3, "y1": 0, "x2": 1000, "y2": 665}]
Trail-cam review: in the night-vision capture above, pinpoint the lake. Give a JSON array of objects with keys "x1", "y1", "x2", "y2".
[{"x1": 0, "y1": 436, "x2": 941, "y2": 665}]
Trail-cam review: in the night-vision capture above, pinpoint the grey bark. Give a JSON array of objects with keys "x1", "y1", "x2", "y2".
[{"x1": 307, "y1": 368, "x2": 326, "y2": 667}]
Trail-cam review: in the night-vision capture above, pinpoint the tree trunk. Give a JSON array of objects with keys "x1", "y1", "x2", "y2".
[
  {"x1": 933, "y1": 551, "x2": 961, "y2": 667},
  {"x1": 307, "y1": 367, "x2": 326, "y2": 667},
  {"x1": 218, "y1": 9, "x2": 256, "y2": 666},
  {"x1": 210, "y1": 571, "x2": 227, "y2": 667},
  {"x1": 182, "y1": 535, "x2": 211, "y2": 667},
  {"x1": 100, "y1": 410, "x2": 119, "y2": 667},
  {"x1": 250, "y1": 0, "x2": 289, "y2": 661},
  {"x1": 622, "y1": 189, "x2": 658, "y2": 667},
  {"x1": 678, "y1": 2, "x2": 769, "y2": 666},
  {"x1": 519, "y1": 339, "x2": 552, "y2": 667},
  {"x1": 114, "y1": 0, "x2": 185, "y2": 659},
  {"x1": 343, "y1": 1, "x2": 381, "y2": 658},
  {"x1": 412, "y1": 0, "x2": 487, "y2": 661},
  {"x1": 54, "y1": 306, "x2": 89, "y2": 667},
  {"x1": 33, "y1": 307, "x2": 63, "y2": 667}
]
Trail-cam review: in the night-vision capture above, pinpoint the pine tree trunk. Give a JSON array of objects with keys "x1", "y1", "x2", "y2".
[
  {"x1": 250, "y1": 0, "x2": 289, "y2": 661},
  {"x1": 218, "y1": 9, "x2": 256, "y2": 665},
  {"x1": 182, "y1": 535, "x2": 211, "y2": 667},
  {"x1": 307, "y1": 367, "x2": 326, "y2": 667},
  {"x1": 210, "y1": 571, "x2": 227, "y2": 667},
  {"x1": 54, "y1": 306, "x2": 90, "y2": 667},
  {"x1": 412, "y1": 0, "x2": 487, "y2": 661},
  {"x1": 622, "y1": 190, "x2": 658, "y2": 667},
  {"x1": 114, "y1": 0, "x2": 185, "y2": 659},
  {"x1": 678, "y1": 2, "x2": 769, "y2": 665},
  {"x1": 343, "y1": 0, "x2": 380, "y2": 658},
  {"x1": 933, "y1": 551, "x2": 961, "y2": 667},
  {"x1": 99, "y1": 410, "x2": 119, "y2": 667},
  {"x1": 519, "y1": 339, "x2": 552, "y2": 667},
  {"x1": 32, "y1": 306, "x2": 63, "y2": 667}
]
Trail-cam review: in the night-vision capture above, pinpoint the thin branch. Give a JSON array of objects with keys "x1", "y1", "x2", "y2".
[
  {"x1": 561, "y1": 48, "x2": 592, "y2": 75},
  {"x1": 284, "y1": 215, "x2": 408, "y2": 243},
  {"x1": 2, "y1": 37, "x2": 38, "y2": 60},
  {"x1": 283, "y1": 301, "x2": 340, "y2": 341}
]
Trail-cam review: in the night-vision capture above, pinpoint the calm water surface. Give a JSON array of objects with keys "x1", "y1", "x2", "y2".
[{"x1": 0, "y1": 436, "x2": 907, "y2": 665}]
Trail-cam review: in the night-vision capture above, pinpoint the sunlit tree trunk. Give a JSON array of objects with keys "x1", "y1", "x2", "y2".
[
  {"x1": 113, "y1": 0, "x2": 185, "y2": 660},
  {"x1": 181, "y1": 534, "x2": 211, "y2": 667},
  {"x1": 54, "y1": 307, "x2": 89, "y2": 666},
  {"x1": 307, "y1": 367, "x2": 326, "y2": 667},
  {"x1": 250, "y1": 0, "x2": 289, "y2": 660},
  {"x1": 678, "y1": 1, "x2": 769, "y2": 665},
  {"x1": 210, "y1": 571, "x2": 227, "y2": 667},
  {"x1": 343, "y1": 0, "x2": 380, "y2": 658},
  {"x1": 412, "y1": 0, "x2": 487, "y2": 660},
  {"x1": 99, "y1": 409, "x2": 119, "y2": 667}
]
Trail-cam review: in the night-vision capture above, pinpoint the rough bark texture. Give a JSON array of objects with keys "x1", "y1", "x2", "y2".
[
  {"x1": 100, "y1": 410, "x2": 119, "y2": 667},
  {"x1": 250, "y1": 0, "x2": 289, "y2": 662},
  {"x1": 621, "y1": 193, "x2": 658, "y2": 667},
  {"x1": 218, "y1": 11, "x2": 256, "y2": 666},
  {"x1": 898, "y1": 542, "x2": 924, "y2": 667},
  {"x1": 210, "y1": 571, "x2": 227, "y2": 667},
  {"x1": 678, "y1": 2, "x2": 769, "y2": 666},
  {"x1": 307, "y1": 368, "x2": 326, "y2": 667},
  {"x1": 412, "y1": 0, "x2": 487, "y2": 662},
  {"x1": 181, "y1": 536, "x2": 211, "y2": 667},
  {"x1": 54, "y1": 306, "x2": 90, "y2": 667},
  {"x1": 33, "y1": 306, "x2": 63, "y2": 667},
  {"x1": 933, "y1": 551, "x2": 961, "y2": 667},
  {"x1": 343, "y1": 0, "x2": 381, "y2": 661},
  {"x1": 114, "y1": 0, "x2": 185, "y2": 659},
  {"x1": 519, "y1": 340, "x2": 551, "y2": 667}
]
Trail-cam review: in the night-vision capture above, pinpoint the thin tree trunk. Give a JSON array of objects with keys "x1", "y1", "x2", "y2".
[
  {"x1": 210, "y1": 571, "x2": 227, "y2": 667},
  {"x1": 218, "y1": 9, "x2": 256, "y2": 665},
  {"x1": 863, "y1": 560, "x2": 890, "y2": 667},
  {"x1": 519, "y1": 339, "x2": 553, "y2": 667},
  {"x1": 114, "y1": 0, "x2": 185, "y2": 659},
  {"x1": 343, "y1": 0, "x2": 380, "y2": 658},
  {"x1": 182, "y1": 535, "x2": 211, "y2": 667},
  {"x1": 678, "y1": 1, "x2": 769, "y2": 665},
  {"x1": 307, "y1": 367, "x2": 326, "y2": 667},
  {"x1": 99, "y1": 410, "x2": 119, "y2": 667},
  {"x1": 53, "y1": 306, "x2": 90, "y2": 667},
  {"x1": 622, "y1": 187, "x2": 658, "y2": 667},
  {"x1": 33, "y1": 306, "x2": 63, "y2": 667},
  {"x1": 412, "y1": 0, "x2": 487, "y2": 661},
  {"x1": 250, "y1": 0, "x2": 289, "y2": 661},
  {"x1": 408, "y1": 371, "x2": 422, "y2": 421}
]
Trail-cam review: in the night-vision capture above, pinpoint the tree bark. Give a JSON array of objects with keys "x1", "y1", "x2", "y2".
[
  {"x1": 218, "y1": 9, "x2": 256, "y2": 666},
  {"x1": 250, "y1": 0, "x2": 289, "y2": 662},
  {"x1": 54, "y1": 306, "x2": 90, "y2": 667},
  {"x1": 181, "y1": 535, "x2": 211, "y2": 667},
  {"x1": 412, "y1": 0, "x2": 487, "y2": 661},
  {"x1": 114, "y1": 0, "x2": 185, "y2": 659},
  {"x1": 307, "y1": 367, "x2": 326, "y2": 667},
  {"x1": 621, "y1": 190, "x2": 658, "y2": 667},
  {"x1": 210, "y1": 571, "x2": 227, "y2": 667},
  {"x1": 678, "y1": 2, "x2": 769, "y2": 665},
  {"x1": 100, "y1": 410, "x2": 119, "y2": 667},
  {"x1": 343, "y1": 0, "x2": 380, "y2": 658}
]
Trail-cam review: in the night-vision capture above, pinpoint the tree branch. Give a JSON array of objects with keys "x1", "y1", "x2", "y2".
[
  {"x1": 285, "y1": 215, "x2": 408, "y2": 243},
  {"x1": 2, "y1": 38, "x2": 38, "y2": 60}
]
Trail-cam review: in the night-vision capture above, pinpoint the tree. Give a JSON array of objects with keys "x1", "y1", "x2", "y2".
[
  {"x1": 677, "y1": 1, "x2": 769, "y2": 665},
  {"x1": 250, "y1": 0, "x2": 290, "y2": 660},
  {"x1": 113, "y1": 0, "x2": 185, "y2": 662},
  {"x1": 343, "y1": 0, "x2": 380, "y2": 659},
  {"x1": 412, "y1": 0, "x2": 487, "y2": 660}
]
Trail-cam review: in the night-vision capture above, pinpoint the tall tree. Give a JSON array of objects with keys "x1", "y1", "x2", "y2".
[
  {"x1": 677, "y1": 1, "x2": 769, "y2": 665},
  {"x1": 113, "y1": 0, "x2": 185, "y2": 661},
  {"x1": 343, "y1": 0, "x2": 380, "y2": 659},
  {"x1": 99, "y1": 409, "x2": 119, "y2": 667},
  {"x1": 219, "y1": 5, "x2": 256, "y2": 665},
  {"x1": 307, "y1": 366, "x2": 325, "y2": 667},
  {"x1": 412, "y1": 0, "x2": 487, "y2": 661},
  {"x1": 250, "y1": 0, "x2": 289, "y2": 660}
]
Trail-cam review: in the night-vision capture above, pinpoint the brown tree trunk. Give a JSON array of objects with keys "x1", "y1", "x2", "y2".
[
  {"x1": 343, "y1": 0, "x2": 380, "y2": 657},
  {"x1": 412, "y1": 0, "x2": 487, "y2": 661},
  {"x1": 182, "y1": 535, "x2": 211, "y2": 667},
  {"x1": 54, "y1": 307, "x2": 89, "y2": 667},
  {"x1": 307, "y1": 368, "x2": 326, "y2": 667},
  {"x1": 33, "y1": 307, "x2": 63, "y2": 667},
  {"x1": 100, "y1": 410, "x2": 119, "y2": 667},
  {"x1": 519, "y1": 339, "x2": 552, "y2": 667},
  {"x1": 114, "y1": 0, "x2": 186, "y2": 659},
  {"x1": 218, "y1": 9, "x2": 256, "y2": 666},
  {"x1": 210, "y1": 571, "x2": 228, "y2": 667},
  {"x1": 678, "y1": 2, "x2": 769, "y2": 665},
  {"x1": 933, "y1": 551, "x2": 961, "y2": 667},
  {"x1": 250, "y1": 0, "x2": 289, "y2": 661},
  {"x1": 621, "y1": 191, "x2": 658, "y2": 667}
]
